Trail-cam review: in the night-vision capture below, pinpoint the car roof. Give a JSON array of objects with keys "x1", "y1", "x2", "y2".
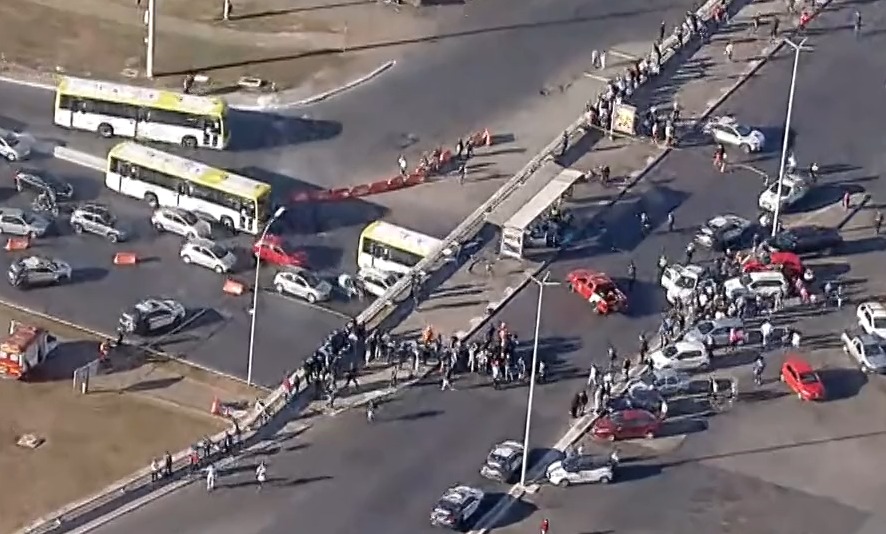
[
  {"x1": 706, "y1": 317, "x2": 743, "y2": 328},
  {"x1": 708, "y1": 214, "x2": 746, "y2": 227},
  {"x1": 135, "y1": 298, "x2": 176, "y2": 312},
  {"x1": 784, "y1": 355, "x2": 815, "y2": 373},
  {"x1": 861, "y1": 302, "x2": 886, "y2": 317},
  {"x1": 491, "y1": 441, "x2": 523, "y2": 457},
  {"x1": 0, "y1": 207, "x2": 24, "y2": 216},
  {"x1": 670, "y1": 340, "x2": 706, "y2": 351},
  {"x1": 443, "y1": 485, "x2": 481, "y2": 501},
  {"x1": 18, "y1": 256, "x2": 58, "y2": 268},
  {"x1": 746, "y1": 270, "x2": 786, "y2": 281}
]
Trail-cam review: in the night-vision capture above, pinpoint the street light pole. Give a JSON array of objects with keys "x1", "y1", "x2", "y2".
[
  {"x1": 519, "y1": 271, "x2": 561, "y2": 488},
  {"x1": 146, "y1": 0, "x2": 156, "y2": 78},
  {"x1": 771, "y1": 37, "x2": 808, "y2": 236},
  {"x1": 246, "y1": 206, "x2": 286, "y2": 386}
]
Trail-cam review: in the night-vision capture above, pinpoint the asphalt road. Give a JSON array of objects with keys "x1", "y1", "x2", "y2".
[
  {"x1": 83, "y1": 3, "x2": 886, "y2": 534},
  {"x1": 0, "y1": 157, "x2": 353, "y2": 386},
  {"x1": 0, "y1": 0, "x2": 705, "y2": 388}
]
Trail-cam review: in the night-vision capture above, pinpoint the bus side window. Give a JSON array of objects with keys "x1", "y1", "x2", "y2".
[
  {"x1": 137, "y1": 108, "x2": 149, "y2": 121},
  {"x1": 75, "y1": 99, "x2": 91, "y2": 113},
  {"x1": 177, "y1": 181, "x2": 189, "y2": 196},
  {"x1": 58, "y1": 95, "x2": 72, "y2": 110}
]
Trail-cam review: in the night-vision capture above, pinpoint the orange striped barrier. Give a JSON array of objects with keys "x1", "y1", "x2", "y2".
[
  {"x1": 368, "y1": 180, "x2": 391, "y2": 194},
  {"x1": 328, "y1": 188, "x2": 352, "y2": 200},
  {"x1": 210, "y1": 397, "x2": 222, "y2": 416},
  {"x1": 387, "y1": 176, "x2": 406, "y2": 188},
  {"x1": 439, "y1": 149, "x2": 453, "y2": 166},
  {"x1": 4, "y1": 237, "x2": 30, "y2": 252},
  {"x1": 113, "y1": 252, "x2": 138, "y2": 266},
  {"x1": 222, "y1": 278, "x2": 246, "y2": 296}
]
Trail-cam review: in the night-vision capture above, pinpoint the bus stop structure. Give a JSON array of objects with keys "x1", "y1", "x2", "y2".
[{"x1": 487, "y1": 163, "x2": 585, "y2": 260}]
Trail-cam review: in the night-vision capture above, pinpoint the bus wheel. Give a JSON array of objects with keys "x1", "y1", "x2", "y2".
[
  {"x1": 97, "y1": 123, "x2": 114, "y2": 138},
  {"x1": 181, "y1": 136, "x2": 198, "y2": 149},
  {"x1": 221, "y1": 217, "x2": 235, "y2": 233},
  {"x1": 144, "y1": 193, "x2": 159, "y2": 209}
]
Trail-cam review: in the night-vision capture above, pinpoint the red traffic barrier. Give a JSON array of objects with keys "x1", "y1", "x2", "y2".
[
  {"x1": 291, "y1": 191, "x2": 312, "y2": 202},
  {"x1": 328, "y1": 187, "x2": 351, "y2": 200},
  {"x1": 349, "y1": 184, "x2": 372, "y2": 198},
  {"x1": 387, "y1": 176, "x2": 406, "y2": 189},
  {"x1": 369, "y1": 180, "x2": 391, "y2": 194},
  {"x1": 404, "y1": 173, "x2": 425, "y2": 187}
]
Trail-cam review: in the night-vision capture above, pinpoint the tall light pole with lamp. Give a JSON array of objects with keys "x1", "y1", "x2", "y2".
[
  {"x1": 246, "y1": 206, "x2": 287, "y2": 385},
  {"x1": 519, "y1": 271, "x2": 561, "y2": 488},
  {"x1": 770, "y1": 37, "x2": 809, "y2": 236},
  {"x1": 145, "y1": 0, "x2": 156, "y2": 78}
]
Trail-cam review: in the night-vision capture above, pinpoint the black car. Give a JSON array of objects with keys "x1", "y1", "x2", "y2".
[
  {"x1": 14, "y1": 170, "x2": 74, "y2": 200},
  {"x1": 694, "y1": 214, "x2": 754, "y2": 250},
  {"x1": 763, "y1": 225, "x2": 843, "y2": 254}
]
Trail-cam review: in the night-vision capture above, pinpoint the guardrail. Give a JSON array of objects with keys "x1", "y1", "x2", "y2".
[
  {"x1": 53, "y1": 146, "x2": 105, "y2": 172},
  {"x1": 23, "y1": 1, "x2": 737, "y2": 531}
]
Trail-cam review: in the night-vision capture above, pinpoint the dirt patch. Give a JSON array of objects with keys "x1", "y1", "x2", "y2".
[
  {"x1": 0, "y1": 1, "x2": 347, "y2": 91},
  {"x1": 0, "y1": 304, "x2": 263, "y2": 533}
]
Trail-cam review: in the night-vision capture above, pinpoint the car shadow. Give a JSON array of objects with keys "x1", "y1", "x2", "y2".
[
  {"x1": 615, "y1": 462, "x2": 663, "y2": 483},
  {"x1": 227, "y1": 110, "x2": 342, "y2": 152},
  {"x1": 818, "y1": 366, "x2": 867, "y2": 401},
  {"x1": 482, "y1": 492, "x2": 537, "y2": 530}
]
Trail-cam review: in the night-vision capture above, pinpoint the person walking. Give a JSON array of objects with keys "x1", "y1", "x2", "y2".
[
  {"x1": 724, "y1": 40, "x2": 735, "y2": 61},
  {"x1": 667, "y1": 210, "x2": 676, "y2": 232},
  {"x1": 760, "y1": 319, "x2": 773, "y2": 348},
  {"x1": 874, "y1": 210, "x2": 883, "y2": 235},
  {"x1": 398, "y1": 154, "x2": 408, "y2": 177},
  {"x1": 150, "y1": 458, "x2": 161, "y2": 483},
  {"x1": 627, "y1": 260, "x2": 637, "y2": 291}
]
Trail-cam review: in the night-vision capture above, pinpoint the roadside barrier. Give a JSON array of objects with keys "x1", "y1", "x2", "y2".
[
  {"x1": 222, "y1": 278, "x2": 246, "y2": 296},
  {"x1": 4, "y1": 237, "x2": 30, "y2": 252},
  {"x1": 112, "y1": 252, "x2": 138, "y2": 266}
]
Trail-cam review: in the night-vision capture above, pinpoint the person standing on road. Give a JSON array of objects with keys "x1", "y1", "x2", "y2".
[
  {"x1": 627, "y1": 260, "x2": 637, "y2": 291},
  {"x1": 205, "y1": 464, "x2": 217, "y2": 492},
  {"x1": 843, "y1": 190, "x2": 852, "y2": 210},
  {"x1": 770, "y1": 17, "x2": 780, "y2": 41},
  {"x1": 599, "y1": 50, "x2": 607, "y2": 70},
  {"x1": 540, "y1": 518, "x2": 550, "y2": 534},
  {"x1": 587, "y1": 364, "x2": 599, "y2": 390},
  {"x1": 874, "y1": 210, "x2": 883, "y2": 235},
  {"x1": 621, "y1": 357, "x2": 632, "y2": 381},
  {"x1": 455, "y1": 138, "x2": 464, "y2": 159},
  {"x1": 760, "y1": 319, "x2": 773, "y2": 348},
  {"x1": 791, "y1": 329, "x2": 802, "y2": 350},
  {"x1": 665, "y1": 120, "x2": 676, "y2": 146},
  {"x1": 255, "y1": 461, "x2": 267, "y2": 491},
  {"x1": 441, "y1": 365, "x2": 455, "y2": 391},
  {"x1": 457, "y1": 161, "x2": 467, "y2": 185},
  {"x1": 639, "y1": 211, "x2": 651, "y2": 234},
  {"x1": 150, "y1": 458, "x2": 160, "y2": 483},
  {"x1": 685, "y1": 242, "x2": 696, "y2": 264},
  {"x1": 639, "y1": 333, "x2": 649, "y2": 363},
  {"x1": 667, "y1": 210, "x2": 676, "y2": 232},
  {"x1": 559, "y1": 131, "x2": 569, "y2": 158},
  {"x1": 659, "y1": 20, "x2": 667, "y2": 42},
  {"x1": 398, "y1": 154, "x2": 408, "y2": 177},
  {"x1": 853, "y1": 10, "x2": 862, "y2": 36},
  {"x1": 724, "y1": 40, "x2": 735, "y2": 61}
]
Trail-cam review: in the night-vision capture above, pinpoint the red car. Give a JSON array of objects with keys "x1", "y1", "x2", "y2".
[
  {"x1": 252, "y1": 235, "x2": 307, "y2": 268},
  {"x1": 591, "y1": 409, "x2": 661, "y2": 441},
  {"x1": 566, "y1": 269, "x2": 627, "y2": 315},
  {"x1": 780, "y1": 355, "x2": 826, "y2": 401},
  {"x1": 742, "y1": 251, "x2": 805, "y2": 282}
]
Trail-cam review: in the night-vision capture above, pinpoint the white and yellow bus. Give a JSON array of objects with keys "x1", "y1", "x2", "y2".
[
  {"x1": 105, "y1": 142, "x2": 271, "y2": 234},
  {"x1": 54, "y1": 77, "x2": 228, "y2": 150},
  {"x1": 357, "y1": 221, "x2": 445, "y2": 275}
]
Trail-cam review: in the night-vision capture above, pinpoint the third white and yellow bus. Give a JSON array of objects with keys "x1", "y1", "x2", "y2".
[
  {"x1": 357, "y1": 221, "x2": 445, "y2": 275},
  {"x1": 54, "y1": 77, "x2": 228, "y2": 149},
  {"x1": 105, "y1": 142, "x2": 271, "y2": 234}
]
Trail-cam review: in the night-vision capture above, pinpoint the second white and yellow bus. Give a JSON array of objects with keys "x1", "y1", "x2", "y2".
[
  {"x1": 54, "y1": 77, "x2": 228, "y2": 150},
  {"x1": 105, "y1": 142, "x2": 271, "y2": 234}
]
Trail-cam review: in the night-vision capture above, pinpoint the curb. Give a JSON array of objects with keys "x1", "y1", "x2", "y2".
[
  {"x1": 0, "y1": 61, "x2": 396, "y2": 112},
  {"x1": 229, "y1": 60, "x2": 396, "y2": 111}
]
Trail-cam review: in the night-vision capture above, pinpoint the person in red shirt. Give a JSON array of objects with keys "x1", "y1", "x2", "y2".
[{"x1": 540, "y1": 518, "x2": 550, "y2": 534}]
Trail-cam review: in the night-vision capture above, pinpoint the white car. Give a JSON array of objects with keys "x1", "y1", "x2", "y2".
[
  {"x1": 628, "y1": 368, "x2": 692, "y2": 397},
  {"x1": 180, "y1": 238, "x2": 237, "y2": 274},
  {"x1": 702, "y1": 115, "x2": 765, "y2": 153},
  {"x1": 857, "y1": 301, "x2": 886, "y2": 339},
  {"x1": 152, "y1": 207, "x2": 211, "y2": 239},
  {"x1": 0, "y1": 128, "x2": 31, "y2": 161},
  {"x1": 650, "y1": 340, "x2": 710, "y2": 372},
  {"x1": 841, "y1": 332, "x2": 886, "y2": 373},
  {"x1": 273, "y1": 267, "x2": 332, "y2": 303},
  {"x1": 357, "y1": 268, "x2": 399, "y2": 298},
  {"x1": 758, "y1": 174, "x2": 810, "y2": 212},
  {"x1": 430, "y1": 485, "x2": 484, "y2": 530},
  {"x1": 723, "y1": 271, "x2": 788, "y2": 301},
  {"x1": 660, "y1": 264, "x2": 706, "y2": 304},
  {"x1": 546, "y1": 455, "x2": 614, "y2": 487}
]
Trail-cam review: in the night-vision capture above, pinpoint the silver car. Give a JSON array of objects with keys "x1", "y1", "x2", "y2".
[
  {"x1": 180, "y1": 238, "x2": 237, "y2": 274},
  {"x1": 7, "y1": 255, "x2": 71, "y2": 288},
  {"x1": 629, "y1": 368, "x2": 692, "y2": 397},
  {"x1": 682, "y1": 317, "x2": 744, "y2": 349},
  {"x1": 151, "y1": 207, "x2": 211, "y2": 239},
  {"x1": 70, "y1": 205, "x2": 128, "y2": 242},
  {"x1": 0, "y1": 208, "x2": 50, "y2": 237},
  {"x1": 273, "y1": 267, "x2": 332, "y2": 303},
  {"x1": 0, "y1": 129, "x2": 31, "y2": 161}
]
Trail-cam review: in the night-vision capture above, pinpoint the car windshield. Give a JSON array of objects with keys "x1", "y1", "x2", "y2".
[
  {"x1": 863, "y1": 343, "x2": 882, "y2": 356},
  {"x1": 675, "y1": 274, "x2": 695, "y2": 290},
  {"x1": 180, "y1": 211, "x2": 199, "y2": 225},
  {"x1": 872, "y1": 318, "x2": 886, "y2": 330},
  {"x1": 696, "y1": 322, "x2": 714, "y2": 335},
  {"x1": 209, "y1": 244, "x2": 229, "y2": 258},
  {"x1": 739, "y1": 274, "x2": 753, "y2": 286},
  {"x1": 301, "y1": 271, "x2": 322, "y2": 287},
  {"x1": 487, "y1": 452, "x2": 508, "y2": 465},
  {"x1": 735, "y1": 124, "x2": 752, "y2": 136},
  {"x1": 798, "y1": 372, "x2": 818, "y2": 384},
  {"x1": 21, "y1": 212, "x2": 37, "y2": 224},
  {"x1": 3, "y1": 133, "x2": 19, "y2": 147},
  {"x1": 662, "y1": 345, "x2": 678, "y2": 358}
]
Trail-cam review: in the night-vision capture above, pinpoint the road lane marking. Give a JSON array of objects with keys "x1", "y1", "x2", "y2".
[
  {"x1": 583, "y1": 72, "x2": 610, "y2": 82},
  {"x1": 609, "y1": 49, "x2": 639, "y2": 60}
]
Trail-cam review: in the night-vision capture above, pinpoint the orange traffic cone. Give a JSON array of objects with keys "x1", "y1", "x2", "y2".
[{"x1": 210, "y1": 397, "x2": 221, "y2": 416}]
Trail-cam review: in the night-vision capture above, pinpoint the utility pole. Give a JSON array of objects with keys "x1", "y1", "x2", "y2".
[
  {"x1": 771, "y1": 37, "x2": 809, "y2": 236},
  {"x1": 145, "y1": 0, "x2": 156, "y2": 78},
  {"x1": 519, "y1": 271, "x2": 560, "y2": 488}
]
